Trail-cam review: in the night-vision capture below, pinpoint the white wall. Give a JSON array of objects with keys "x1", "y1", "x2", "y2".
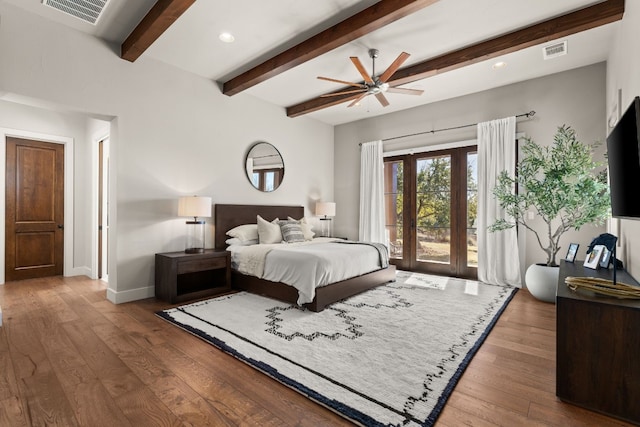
[
  {"x1": 0, "y1": 3, "x2": 334, "y2": 302},
  {"x1": 335, "y1": 63, "x2": 607, "y2": 283},
  {"x1": 607, "y1": 2, "x2": 640, "y2": 280}
]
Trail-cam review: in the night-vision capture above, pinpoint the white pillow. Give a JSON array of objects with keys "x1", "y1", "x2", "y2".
[
  {"x1": 225, "y1": 237, "x2": 258, "y2": 246},
  {"x1": 257, "y1": 215, "x2": 282, "y2": 244},
  {"x1": 288, "y1": 216, "x2": 315, "y2": 240},
  {"x1": 226, "y1": 224, "x2": 258, "y2": 242}
]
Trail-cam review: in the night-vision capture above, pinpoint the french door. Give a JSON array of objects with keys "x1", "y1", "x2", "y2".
[
  {"x1": 384, "y1": 146, "x2": 477, "y2": 278},
  {"x1": 251, "y1": 168, "x2": 283, "y2": 192}
]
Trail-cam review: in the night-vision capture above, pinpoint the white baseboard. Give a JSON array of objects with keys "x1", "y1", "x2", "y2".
[
  {"x1": 66, "y1": 266, "x2": 92, "y2": 277},
  {"x1": 107, "y1": 285, "x2": 154, "y2": 304}
]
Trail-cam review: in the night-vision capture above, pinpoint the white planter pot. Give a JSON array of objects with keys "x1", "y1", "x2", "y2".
[{"x1": 525, "y1": 264, "x2": 559, "y2": 303}]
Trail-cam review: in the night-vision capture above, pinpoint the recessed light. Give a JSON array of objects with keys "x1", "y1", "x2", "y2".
[
  {"x1": 492, "y1": 61, "x2": 507, "y2": 69},
  {"x1": 219, "y1": 32, "x2": 235, "y2": 43}
]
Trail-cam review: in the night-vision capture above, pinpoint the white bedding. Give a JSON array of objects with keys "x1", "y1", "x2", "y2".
[{"x1": 228, "y1": 238, "x2": 383, "y2": 305}]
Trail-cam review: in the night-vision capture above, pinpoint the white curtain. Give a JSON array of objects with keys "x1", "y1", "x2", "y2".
[
  {"x1": 359, "y1": 140, "x2": 386, "y2": 244},
  {"x1": 477, "y1": 117, "x2": 521, "y2": 287}
]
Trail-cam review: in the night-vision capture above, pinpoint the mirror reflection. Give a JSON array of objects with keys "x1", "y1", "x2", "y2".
[{"x1": 245, "y1": 142, "x2": 284, "y2": 192}]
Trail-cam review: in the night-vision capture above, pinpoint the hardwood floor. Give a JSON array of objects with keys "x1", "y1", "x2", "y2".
[{"x1": 0, "y1": 275, "x2": 633, "y2": 426}]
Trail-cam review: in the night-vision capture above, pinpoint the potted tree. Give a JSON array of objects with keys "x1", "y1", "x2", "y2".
[{"x1": 490, "y1": 125, "x2": 610, "y2": 302}]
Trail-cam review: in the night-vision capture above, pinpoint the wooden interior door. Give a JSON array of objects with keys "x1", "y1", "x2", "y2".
[{"x1": 5, "y1": 137, "x2": 64, "y2": 281}]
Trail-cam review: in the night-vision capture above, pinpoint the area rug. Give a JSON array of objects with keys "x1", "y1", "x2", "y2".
[{"x1": 157, "y1": 271, "x2": 517, "y2": 426}]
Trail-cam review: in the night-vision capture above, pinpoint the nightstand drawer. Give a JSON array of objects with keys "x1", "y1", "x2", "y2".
[{"x1": 178, "y1": 256, "x2": 227, "y2": 274}]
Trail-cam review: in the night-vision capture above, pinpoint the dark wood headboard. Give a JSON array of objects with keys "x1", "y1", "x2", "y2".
[{"x1": 214, "y1": 204, "x2": 304, "y2": 250}]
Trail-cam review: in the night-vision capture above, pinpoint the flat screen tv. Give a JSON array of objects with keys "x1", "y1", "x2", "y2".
[{"x1": 606, "y1": 96, "x2": 640, "y2": 219}]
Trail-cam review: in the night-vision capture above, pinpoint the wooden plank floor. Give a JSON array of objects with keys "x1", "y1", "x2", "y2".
[{"x1": 0, "y1": 275, "x2": 634, "y2": 426}]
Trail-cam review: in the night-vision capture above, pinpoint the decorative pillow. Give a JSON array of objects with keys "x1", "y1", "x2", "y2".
[
  {"x1": 257, "y1": 215, "x2": 282, "y2": 244},
  {"x1": 225, "y1": 237, "x2": 259, "y2": 246},
  {"x1": 288, "y1": 216, "x2": 315, "y2": 240},
  {"x1": 279, "y1": 220, "x2": 305, "y2": 243},
  {"x1": 226, "y1": 224, "x2": 258, "y2": 242}
]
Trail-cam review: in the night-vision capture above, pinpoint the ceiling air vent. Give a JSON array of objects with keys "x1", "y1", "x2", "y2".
[
  {"x1": 42, "y1": 0, "x2": 110, "y2": 25},
  {"x1": 543, "y1": 41, "x2": 568, "y2": 60}
]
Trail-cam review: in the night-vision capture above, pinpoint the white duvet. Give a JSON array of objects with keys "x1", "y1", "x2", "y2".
[{"x1": 228, "y1": 238, "x2": 382, "y2": 305}]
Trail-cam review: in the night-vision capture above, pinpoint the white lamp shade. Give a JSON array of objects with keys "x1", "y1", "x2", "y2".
[
  {"x1": 178, "y1": 196, "x2": 212, "y2": 218},
  {"x1": 315, "y1": 202, "x2": 336, "y2": 217}
]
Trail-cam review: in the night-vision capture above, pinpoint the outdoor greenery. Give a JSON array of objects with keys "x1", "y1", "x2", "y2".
[
  {"x1": 393, "y1": 158, "x2": 478, "y2": 234},
  {"x1": 489, "y1": 125, "x2": 610, "y2": 266},
  {"x1": 387, "y1": 155, "x2": 478, "y2": 263}
]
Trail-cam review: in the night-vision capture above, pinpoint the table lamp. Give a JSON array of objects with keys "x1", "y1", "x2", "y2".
[{"x1": 315, "y1": 201, "x2": 336, "y2": 237}]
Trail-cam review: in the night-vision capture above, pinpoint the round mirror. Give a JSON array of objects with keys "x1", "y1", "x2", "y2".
[{"x1": 245, "y1": 142, "x2": 284, "y2": 192}]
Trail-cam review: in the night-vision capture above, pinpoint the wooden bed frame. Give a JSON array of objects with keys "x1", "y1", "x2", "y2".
[{"x1": 214, "y1": 204, "x2": 396, "y2": 312}]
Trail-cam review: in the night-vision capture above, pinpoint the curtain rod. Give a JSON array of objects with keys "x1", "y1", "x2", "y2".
[{"x1": 359, "y1": 111, "x2": 536, "y2": 145}]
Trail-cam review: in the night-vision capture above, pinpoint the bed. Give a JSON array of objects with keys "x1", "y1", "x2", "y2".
[{"x1": 214, "y1": 204, "x2": 396, "y2": 312}]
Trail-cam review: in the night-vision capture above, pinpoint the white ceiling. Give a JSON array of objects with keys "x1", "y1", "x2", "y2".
[{"x1": 5, "y1": 0, "x2": 618, "y2": 126}]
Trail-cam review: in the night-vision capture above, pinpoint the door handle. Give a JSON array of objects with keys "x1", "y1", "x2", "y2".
[{"x1": 57, "y1": 224, "x2": 64, "y2": 229}]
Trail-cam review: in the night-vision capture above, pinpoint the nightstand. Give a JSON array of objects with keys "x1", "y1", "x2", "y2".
[{"x1": 155, "y1": 249, "x2": 231, "y2": 303}]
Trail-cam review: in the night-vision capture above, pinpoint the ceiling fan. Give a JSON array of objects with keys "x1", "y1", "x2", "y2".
[{"x1": 317, "y1": 49, "x2": 424, "y2": 108}]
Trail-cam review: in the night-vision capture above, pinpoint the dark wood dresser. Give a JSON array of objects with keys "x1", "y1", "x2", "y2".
[{"x1": 557, "y1": 260, "x2": 640, "y2": 425}]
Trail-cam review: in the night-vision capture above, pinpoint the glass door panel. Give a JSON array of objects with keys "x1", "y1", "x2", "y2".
[
  {"x1": 264, "y1": 171, "x2": 276, "y2": 192},
  {"x1": 467, "y1": 152, "x2": 478, "y2": 268},
  {"x1": 384, "y1": 160, "x2": 404, "y2": 259},
  {"x1": 415, "y1": 155, "x2": 451, "y2": 265}
]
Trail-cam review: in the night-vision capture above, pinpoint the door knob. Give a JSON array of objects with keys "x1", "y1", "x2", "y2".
[{"x1": 57, "y1": 224, "x2": 64, "y2": 229}]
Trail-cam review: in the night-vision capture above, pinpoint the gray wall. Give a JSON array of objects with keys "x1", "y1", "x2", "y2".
[
  {"x1": 335, "y1": 63, "x2": 607, "y2": 284},
  {"x1": 607, "y1": 1, "x2": 640, "y2": 280}
]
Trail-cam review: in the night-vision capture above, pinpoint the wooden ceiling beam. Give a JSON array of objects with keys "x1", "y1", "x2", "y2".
[
  {"x1": 222, "y1": 0, "x2": 439, "y2": 96},
  {"x1": 286, "y1": 0, "x2": 625, "y2": 118},
  {"x1": 121, "y1": 0, "x2": 196, "y2": 62}
]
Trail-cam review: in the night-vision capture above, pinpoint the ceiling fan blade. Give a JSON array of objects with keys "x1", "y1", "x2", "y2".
[
  {"x1": 320, "y1": 89, "x2": 367, "y2": 97},
  {"x1": 375, "y1": 92, "x2": 390, "y2": 107},
  {"x1": 317, "y1": 76, "x2": 367, "y2": 88},
  {"x1": 347, "y1": 93, "x2": 368, "y2": 107},
  {"x1": 386, "y1": 87, "x2": 424, "y2": 95},
  {"x1": 378, "y1": 52, "x2": 410, "y2": 83},
  {"x1": 350, "y1": 57, "x2": 374, "y2": 84}
]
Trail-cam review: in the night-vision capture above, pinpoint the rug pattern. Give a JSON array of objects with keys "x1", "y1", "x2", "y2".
[{"x1": 158, "y1": 270, "x2": 517, "y2": 426}]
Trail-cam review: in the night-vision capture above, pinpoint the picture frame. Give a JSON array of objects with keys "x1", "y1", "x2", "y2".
[
  {"x1": 599, "y1": 247, "x2": 612, "y2": 268},
  {"x1": 565, "y1": 243, "x2": 579, "y2": 263},
  {"x1": 584, "y1": 245, "x2": 605, "y2": 269}
]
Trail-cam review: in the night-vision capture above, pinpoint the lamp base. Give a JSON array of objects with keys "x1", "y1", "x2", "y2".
[
  {"x1": 185, "y1": 220, "x2": 206, "y2": 253},
  {"x1": 319, "y1": 217, "x2": 332, "y2": 238},
  {"x1": 185, "y1": 248, "x2": 204, "y2": 254}
]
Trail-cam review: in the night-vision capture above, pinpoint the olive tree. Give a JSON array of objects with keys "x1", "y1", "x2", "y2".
[{"x1": 489, "y1": 125, "x2": 610, "y2": 266}]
